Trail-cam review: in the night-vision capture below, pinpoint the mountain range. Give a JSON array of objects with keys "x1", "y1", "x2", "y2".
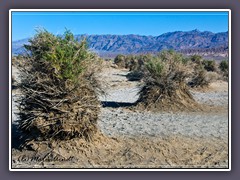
[{"x1": 12, "y1": 29, "x2": 229, "y2": 59}]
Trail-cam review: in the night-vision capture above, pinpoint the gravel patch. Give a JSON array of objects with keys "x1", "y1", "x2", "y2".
[
  {"x1": 12, "y1": 66, "x2": 22, "y2": 125},
  {"x1": 191, "y1": 91, "x2": 228, "y2": 106},
  {"x1": 98, "y1": 68, "x2": 141, "y2": 103},
  {"x1": 98, "y1": 108, "x2": 228, "y2": 139},
  {"x1": 12, "y1": 90, "x2": 22, "y2": 125},
  {"x1": 99, "y1": 87, "x2": 140, "y2": 103}
]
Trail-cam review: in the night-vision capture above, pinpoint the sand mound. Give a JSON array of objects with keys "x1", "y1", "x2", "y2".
[{"x1": 136, "y1": 82, "x2": 201, "y2": 112}]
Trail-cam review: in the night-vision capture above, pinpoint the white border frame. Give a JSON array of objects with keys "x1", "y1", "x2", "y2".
[{"x1": 9, "y1": 9, "x2": 231, "y2": 171}]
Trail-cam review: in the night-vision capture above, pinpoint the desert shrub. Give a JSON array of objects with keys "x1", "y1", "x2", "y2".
[
  {"x1": 125, "y1": 54, "x2": 153, "y2": 81},
  {"x1": 114, "y1": 54, "x2": 138, "y2": 69},
  {"x1": 205, "y1": 71, "x2": 221, "y2": 82},
  {"x1": 123, "y1": 55, "x2": 134, "y2": 69},
  {"x1": 137, "y1": 50, "x2": 198, "y2": 111},
  {"x1": 114, "y1": 54, "x2": 152, "y2": 71},
  {"x1": 128, "y1": 54, "x2": 152, "y2": 71},
  {"x1": 190, "y1": 55, "x2": 218, "y2": 72},
  {"x1": 12, "y1": 55, "x2": 26, "y2": 68},
  {"x1": 24, "y1": 29, "x2": 97, "y2": 82},
  {"x1": 219, "y1": 60, "x2": 229, "y2": 72},
  {"x1": 18, "y1": 29, "x2": 102, "y2": 145},
  {"x1": 188, "y1": 56, "x2": 215, "y2": 88},
  {"x1": 189, "y1": 68, "x2": 222, "y2": 88},
  {"x1": 157, "y1": 49, "x2": 189, "y2": 64},
  {"x1": 219, "y1": 60, "x2": 229, "y2": 81},
  {"x1": 190, "y1": 55, "x2": 203, "y2": 65},
  {"x1": 189, "y1": 66, "x2": 210, "y2": 88},
  {"x1": 202, "y1": 60, "x2": 217, "y2": 72},
  {"x1": 114, "y1": 54, "x2": 126, "y2": 68}
]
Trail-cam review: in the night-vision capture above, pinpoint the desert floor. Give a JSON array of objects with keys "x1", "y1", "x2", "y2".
[{"x1": 11, "y1": 64, "x2": 229, "y2": 169}]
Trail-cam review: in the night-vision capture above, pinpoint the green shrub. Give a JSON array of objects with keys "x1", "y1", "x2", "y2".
[
  {"x1": 218, "y1": 60, "x2": 229, "y2": 81},
  {"x1": 24, "y1": 29, "x2": 95, "y2": 82},
  {"x1": 190, "y1": 55, "x2": 203, "y2": 65},
  {"x1": 188, "y1": 56, "x2": 216, "y2": 87},
  {"x1": 114, "y1": 54, "x2": 126, "y2": 68},
  {"x1": 137, "y1": 50, "x2": 197, "y2": 111},
  {"x1": 126, "y1": 55, "x2": 146, "y2": 71},
  {"x1": 219, "y1": 60, "x2": 229, "y2": 72},
  {"x1": 145, "y1": 57, "x2": 164, "y2": 79},
  {"x1": 202, "y1": 60, "x2": 217, "y2": 72},
  {"x1": 18, "y1": 29, "x2": 101, "y2": 145},
  {"x1": 146, "y1": 50, "x2": 190, "y2": 82},
  {"x1": 114, "y1": 54, "x2": 153, "y2": 71},
  {"x1": 189, "y1": 66, "x2": 210, "y2": 88},
  {"x1": 157, "y1": 49, "x2": 189, "y2": 64}
]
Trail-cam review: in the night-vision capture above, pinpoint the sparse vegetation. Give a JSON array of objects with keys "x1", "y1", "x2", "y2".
[
  {"x1": 18, "y1": 29, "x2": 102, "y2": 146},
  {"x1": 190, "y1": 54, "x2": 202, "y2": 64},
  {"x1": 128, "y1": 54, "x2": 152, "y2": 71},
  {"x1": 113, "y1": 51, "x2": 228, "y2": 89},
  {"x1": 202, "y1": 60, "x2": 217, "y2": 72},
  {"x1": 114, "y1": 54, "x2": 152, "y2": 70},
  {"x1": 219, "y1": 60, "x2": 229, "y2": 80},
  {"x1": 189, "y1": 66, "x2": 210, "y2": 88},
  {"x1": 114, "y1": 54, "x2": 127, "y2": 68},
  {"x1": 188, "y1": 56, "x2": 218, "y2": 87},
  {"x1": 114, "y1": 54, "x2": 152, "y2": 81},
  {"x1": 137, "y1": 50, "x2": 198, "y2": 111},
  {"x1": 219, "y1": 60, "x2": 228, "y2": 72}
]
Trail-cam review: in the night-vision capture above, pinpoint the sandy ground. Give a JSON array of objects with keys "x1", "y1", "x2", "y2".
[
  {"x1": 97, "y1": 67, "x2": 228, "y2": 139},
  {"x1": 11, "y1": 64, "x2": 229, "y2": 169},
  {"x1": 12, "y1": 66, "x2": 22, "y2": 125}
]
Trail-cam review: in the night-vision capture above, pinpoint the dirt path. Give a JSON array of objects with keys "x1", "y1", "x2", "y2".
[{"x1": 98, "y1": 67, "x2": 141, "y2": 103}]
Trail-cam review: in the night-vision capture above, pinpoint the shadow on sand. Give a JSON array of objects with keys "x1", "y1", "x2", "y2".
[
  {"x1": 11, "y1": 123, "x2": 24, "y2": 149},
  {"x1": 101, "y1": 101, "x2": 137, "y2": 108}
]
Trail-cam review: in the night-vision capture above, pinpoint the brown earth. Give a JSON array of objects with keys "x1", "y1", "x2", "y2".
[{"x1": 12, "y1": 133, "x2": 228, "y2": 168}]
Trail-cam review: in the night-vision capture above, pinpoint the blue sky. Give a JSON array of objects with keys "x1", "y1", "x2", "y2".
[{"x1": 11, "y1": 11, "x2": 229, "y2": 41}]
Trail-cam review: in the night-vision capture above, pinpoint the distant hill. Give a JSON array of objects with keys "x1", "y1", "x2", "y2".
[
  {"x1": 12, "y1": 29, "x2": 229, "y2": 59},
  {"x1": 12, "y1": 38, "x2": 29, "y2": 55}
]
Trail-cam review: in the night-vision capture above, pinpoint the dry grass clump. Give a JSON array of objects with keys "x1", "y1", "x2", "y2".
[
  {"x1": 219, "y1": 60, "x2": 229, "y2": 81},
  {"x1": 219, "y1": 60, "x2": 228, "y2": 72},
  {"x1": 114, "y1": 54, "x2": 151, "y2": 71},
  {"x1": 113, "y1": 54, "x2": 126, "y2": 68},
  {"x1": 113, "y1": 54, "x2": 138, "y2": 69},
  {"x1": 137, "y1": 50, "x2": 199, "y2": 111},
  {"x1": 202, "y1": 59, "x2": 218, "y2": 72},
  {"x1": 188, "y1": 55, "x2": 221, "y2": 88},
  {"x1": 128, "y1": 54, "x2": 152, "y2": 71},
  {"x1": 189, "y1": 66, "x2": 210, "y2": 88},
  {"x1": 17, "y1": 29, "x2": 102, "y2": 145},
  {"x1": 113, "y1": 54, "x2": 152, "y2": 81},
  {"x1": 12, "y1": 55, "x2": 26, "y2": 67}
]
